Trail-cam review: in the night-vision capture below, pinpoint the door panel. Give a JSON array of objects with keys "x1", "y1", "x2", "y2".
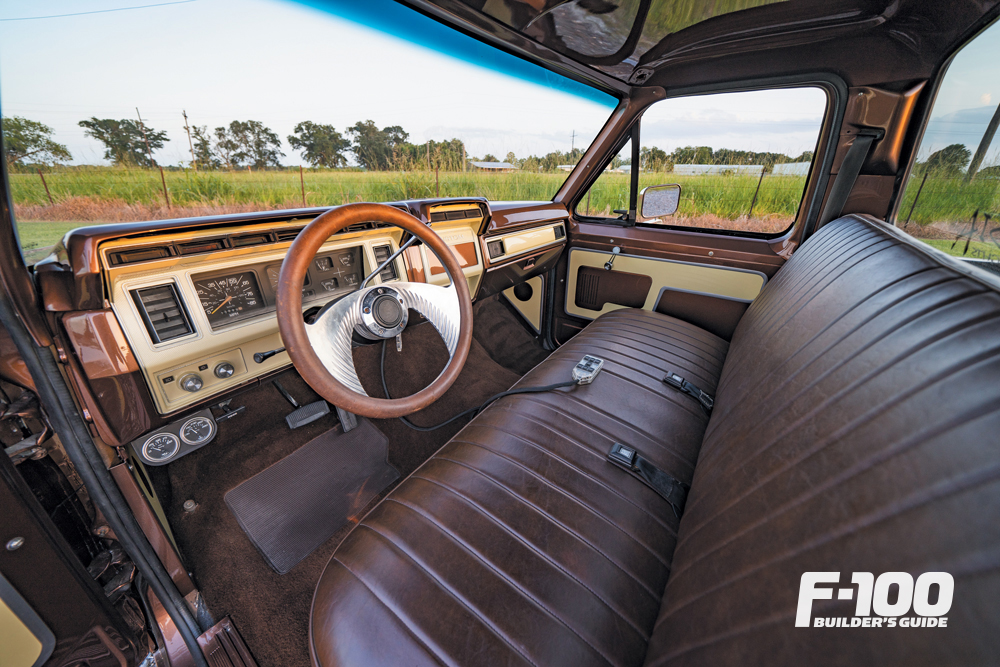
[
  {"x1": 555, "y1": 221, "x2": 786, "y2": 343},
  {"x1": 566, "y1": 248, "x2": 766, "y2": 319}
]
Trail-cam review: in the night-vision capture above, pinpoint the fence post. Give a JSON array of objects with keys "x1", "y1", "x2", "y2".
[
  {"x1": 300, "y1": 165, "x2": 307, "y2": 207},
  {"x1": 158, "y1": 166, "x2": 171, "y2": 208},
  {"x1": 903, "y1": 171, "x2": 929, "y2": 228},
  {"x1": 747, "y1": 168, "x2": 766, "y2": 218},
  {"x1": 36, "y1": 168, "x2": 53, "y2": 205}
]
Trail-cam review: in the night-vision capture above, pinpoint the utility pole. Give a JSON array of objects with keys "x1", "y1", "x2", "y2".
[
  {"x1": 966, "y1": 101, "x2": 1000, "y2": 181},
  {"x1": 182, "y1": 110, "x2": 196, "y2": 170},
  {"x1": 462, "y1": 143, "x2": 466, "y2": 172},
  {"x1": 571, "y1": 129, "x2": 576, "y2": 153},
  {"x1": 136, "y1": 107, "x2": 154, "y2": 167}
]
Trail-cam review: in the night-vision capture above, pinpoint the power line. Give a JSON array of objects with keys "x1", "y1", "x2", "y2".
[{"x1": 0, "y1": 0, "x2": 196, "y2": 22}]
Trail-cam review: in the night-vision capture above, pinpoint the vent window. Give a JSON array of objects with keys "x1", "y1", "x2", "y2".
[
  {"x1": 372, "y1": 245, "x2": 398, "y2": 282},
  {"x1": 130, "y1": 284, "x2": 194, "y2": 344}
]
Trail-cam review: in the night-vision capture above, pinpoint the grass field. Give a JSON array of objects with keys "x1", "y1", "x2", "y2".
[{"x1": 9, "y1": 167, "x2": 1000, "y2": 264}]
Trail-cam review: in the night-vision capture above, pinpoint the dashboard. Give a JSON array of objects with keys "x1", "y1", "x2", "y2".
[{"x1": 50, "y1": 198, "x2": 569, "y2": 439}]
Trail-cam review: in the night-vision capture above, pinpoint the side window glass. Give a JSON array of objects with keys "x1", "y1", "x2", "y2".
[
  {"x1": 896, "y1": 20, "x2": 1000, "y2": 272},
  {"x1": 576, "y1": 88, "x2": 827, "y2": 236}
]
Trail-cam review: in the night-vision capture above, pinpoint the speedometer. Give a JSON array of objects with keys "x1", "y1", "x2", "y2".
[{"x1": 193, "y1": 272, "x2": 265, "y2": 327}]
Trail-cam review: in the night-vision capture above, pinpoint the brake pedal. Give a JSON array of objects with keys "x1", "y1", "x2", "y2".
[{"x1": 273, "y1": 380, "x2": 330, "y2": 429}]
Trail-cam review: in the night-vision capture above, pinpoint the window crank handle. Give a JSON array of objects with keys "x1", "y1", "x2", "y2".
[{"x1": 604, "y1": 246, "x2": 621, "y2": 271}]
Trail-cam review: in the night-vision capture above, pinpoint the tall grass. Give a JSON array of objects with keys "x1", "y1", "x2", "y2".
[{"x1": 12, "y1": 167, "x2": 999, "y2": 261}]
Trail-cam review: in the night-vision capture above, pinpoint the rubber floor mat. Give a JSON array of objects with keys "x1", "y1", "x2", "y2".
[{"x1": 225, "y1": 419, "x2": 397, "y2": 574}]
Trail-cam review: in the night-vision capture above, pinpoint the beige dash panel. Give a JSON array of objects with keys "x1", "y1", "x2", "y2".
[{"x1": 565, "y1": 248, "x2": 766, "y2": 319}]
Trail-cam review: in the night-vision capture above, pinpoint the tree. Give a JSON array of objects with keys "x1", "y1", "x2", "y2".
[
  {"x1": 1, "y1": 117, "x2": 71, "y2": 166},
  {"x1": 925, "y1": 144, "x2": 971, "y2": 176},
  {"x1": 347, "y1": 120, "x2": 409, "y2": 170},
  {"x1": 78, "y1": 118, "x2": 167, "y2": 167},
  {"x1": 482, "y1": 153, "x2": 498, "y2": 163},
  {"x1": 191, "y1": 125, "x2": 219, "y2": 169},
  {"x1": 288, "y1": 121, "x2": 350, "y2": 168},
  {"x1": 213, "y1": 120, "x2": 284, "y2": 169},
  {"x1": 640, "y1": 146, "x2": 669, "y2": 171}
]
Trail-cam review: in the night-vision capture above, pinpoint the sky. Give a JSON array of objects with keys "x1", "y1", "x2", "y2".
[
  {"x1": 2, "y1": 0, "x2": 991, "y2": 169},
  {"x1": 917, "y1": 18, "x2": 1000, "y2": 164},
  {"x1": 0, "y1": 0, "x2": 619, "y2": 166}
]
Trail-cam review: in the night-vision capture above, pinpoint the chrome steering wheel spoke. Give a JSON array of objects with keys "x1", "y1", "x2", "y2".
[{"x1": 303, "y1": 281, "x2": 461, "y2": 398}]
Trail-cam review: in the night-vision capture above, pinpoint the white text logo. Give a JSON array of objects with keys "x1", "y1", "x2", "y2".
[{"x1": 796, "y1": 572, "x2": 953, "y2": 628}]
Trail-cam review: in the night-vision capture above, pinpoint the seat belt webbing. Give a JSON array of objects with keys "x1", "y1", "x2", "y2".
[
  {"x1": 818, "y1": 128, "x2": 883, "y2": 227},
  {"x1": 662, "y1": 371, "x2": 714, "y2": 415},
  {"x1": 608, "y1": 443, "x2": 689, "y2": 518}
]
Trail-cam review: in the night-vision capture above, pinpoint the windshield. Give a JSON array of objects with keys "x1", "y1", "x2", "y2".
[{"x1": 0, "y1": 0, "x2": 617, "y2": 263}]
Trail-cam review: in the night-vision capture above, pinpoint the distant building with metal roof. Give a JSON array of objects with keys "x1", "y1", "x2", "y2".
[
  {"x1": 469, "y1": 161, "x2": 517, "y2": 171},
  {"x1": 772, "y1": 162, "x2": 811, "y2": 176},
  {"x1": 673, "y1": 164, "x2": 763, "y2": 176}
]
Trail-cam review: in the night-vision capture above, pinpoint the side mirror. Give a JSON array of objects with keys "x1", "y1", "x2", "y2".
[{"x1": 638, "y1": 184, "x2": 681, "y2": 221}]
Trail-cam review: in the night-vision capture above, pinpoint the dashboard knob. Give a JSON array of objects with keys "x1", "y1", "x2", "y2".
[
  {"x1": 214, "y1": 362, "x2": 235, "y2": 379},
  {"x1": 179, "y1": 373, "x2": 203, "y2": 393}
]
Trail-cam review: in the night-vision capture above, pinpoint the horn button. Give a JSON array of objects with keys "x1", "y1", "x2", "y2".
[{"x1": 358, "y1": 286, "x2": 408, "y2": 339}]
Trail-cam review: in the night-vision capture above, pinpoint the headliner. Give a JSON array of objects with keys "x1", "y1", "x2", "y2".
[{"x1": 402, "y1": 0, "x2": 1000, "y2": 94}]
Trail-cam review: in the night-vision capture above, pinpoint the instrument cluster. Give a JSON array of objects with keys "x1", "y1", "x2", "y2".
[{"x1": 191, "y1": 246, "x2": 362, "y2": 329}]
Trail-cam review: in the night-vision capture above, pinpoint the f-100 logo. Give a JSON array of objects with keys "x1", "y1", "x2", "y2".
[{"x1": 796, "y1": 572, "x2": 953, "y2": 628}]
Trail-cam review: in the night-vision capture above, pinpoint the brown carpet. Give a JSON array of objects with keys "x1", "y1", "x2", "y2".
[
  {"x1": 472, "y1": 294, "x2": 551, "y2": 375},
  {"x1": 160, "y1": 321, "x2": 522, "y2": 667}
]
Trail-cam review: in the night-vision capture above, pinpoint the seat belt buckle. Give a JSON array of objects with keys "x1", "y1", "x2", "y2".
[
  {"x1": 662, "y1": 371, "x2": 685, "y2": 390},
  {"x1": 697, "y1": 390, "x2": 714, "y2": 413},
  {"x1": 608, "y1": 442, "x2": 638, "y2": 470}
]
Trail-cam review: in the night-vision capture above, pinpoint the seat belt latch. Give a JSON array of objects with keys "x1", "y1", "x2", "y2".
[
  {"x1": 607, "y1": 443, "x2": 689, "y2": 518},
  {"x1": 662, "y1": 371, "x2": 714, "y2": 415}
]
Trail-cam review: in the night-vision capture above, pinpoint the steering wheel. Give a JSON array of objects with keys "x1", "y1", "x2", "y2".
[{"x1": 276, "y1": 203, "x2": 473, "y2": 418}]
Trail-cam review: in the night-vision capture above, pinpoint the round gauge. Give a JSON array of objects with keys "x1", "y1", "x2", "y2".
[
  {"x1": 142, "y1": 433, "x2": 180, "y2": 463},
  {"x1": 180, "y1": 416, "x2": 216, "y2": 446},
  {"x1": 194, "y1": 272, "x2": 265, "y2": 326}
]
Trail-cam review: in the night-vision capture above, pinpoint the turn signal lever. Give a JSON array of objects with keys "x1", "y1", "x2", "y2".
[{"x1": 254, "y1": 347, "x2": 285, "y2": 364}]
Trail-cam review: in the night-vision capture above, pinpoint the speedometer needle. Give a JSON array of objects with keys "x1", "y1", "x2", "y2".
[{"x1": 210, "y1": 296, "x2": 233, "y2": 314}]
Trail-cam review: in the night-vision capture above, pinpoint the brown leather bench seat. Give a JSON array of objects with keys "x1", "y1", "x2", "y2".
[{"x1": 311, "y1": 216, "x2": 1000, "y2": 666}]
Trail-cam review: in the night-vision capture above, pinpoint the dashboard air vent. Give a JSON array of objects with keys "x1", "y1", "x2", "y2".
[
  {"x1": 177, "y1": 238, "x2": 227, "y2": 255},
  {"x1": 108, "y1": 245, "x2": 174, "y2": 266},
  {"x1": 231, "y1": 233, "x2": 273, "y2": 247},
  {"x1": 372, "y1": 245, "x2": 398, "y2": 282},
  {"x1": 554, "y1": 225, "x2": 565, "y2": 239},
  {"x1": 130, "y1": 284, "x2": 193, "y2": 344},
  {"x1": 275, "y1": 229, "x2": 302, "y2": 242},
  {"x1": 487, "y1": 239, "x2": 505, "y2": 260},
  {"x1": 430, "y1": 207, "x2": 481, "y2": 223}
]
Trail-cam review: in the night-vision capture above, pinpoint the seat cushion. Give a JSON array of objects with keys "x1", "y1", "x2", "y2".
[
  {"x1": 645, "y1": 216, "x2": 1000, "y2": 665},
  {"x1": 310, "y1": 309, "x2": 728, "y2": 667}
]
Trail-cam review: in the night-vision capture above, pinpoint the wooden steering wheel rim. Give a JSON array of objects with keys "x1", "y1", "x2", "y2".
[{"x1": 276, "y1": 203, "x2": 474, "y2": 418}]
